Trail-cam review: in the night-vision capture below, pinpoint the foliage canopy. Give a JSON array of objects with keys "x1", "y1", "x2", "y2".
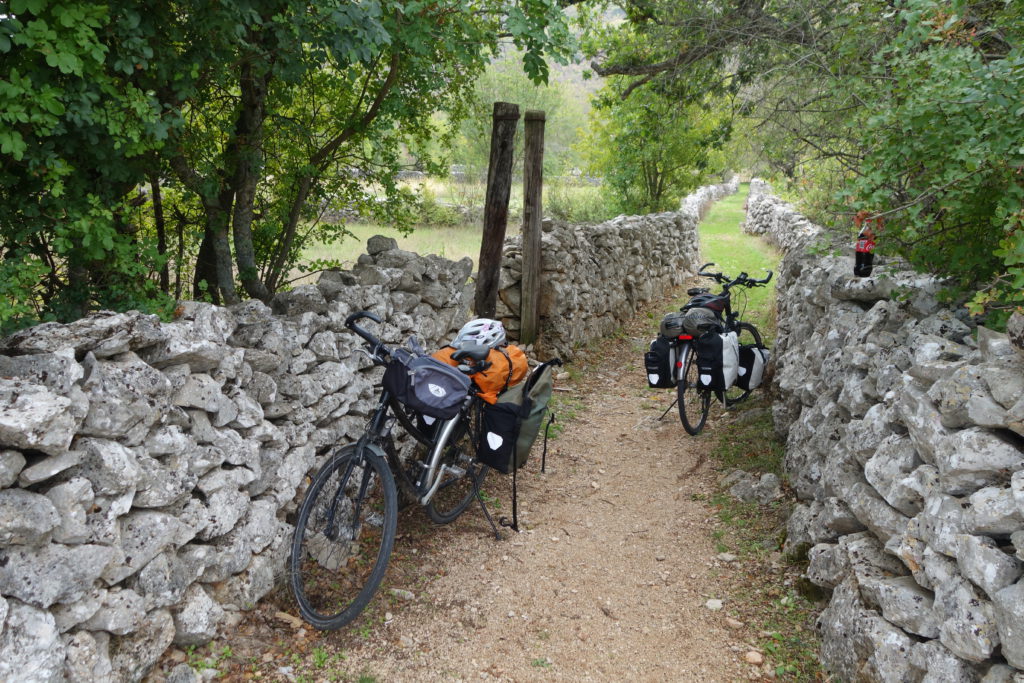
[{"x1": 0, "y1": 0, "x2": 574, "y2": 330}]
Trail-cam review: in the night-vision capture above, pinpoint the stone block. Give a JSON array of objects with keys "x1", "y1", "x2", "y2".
[
  {"x1": 956, "y1": 534, "x2": 1023, "y2": 599},
  {"x1": 993, "y1": 580, "x2": 1024, "y2": 669}
]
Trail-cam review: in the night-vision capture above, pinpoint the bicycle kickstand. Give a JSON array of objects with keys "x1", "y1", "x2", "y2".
[
  {"x1": 477, "y1": 494, "x2": 503, "y2": 540},
  {"x1": 658, "y1": 398, "x2": 678, "y2": 421}
]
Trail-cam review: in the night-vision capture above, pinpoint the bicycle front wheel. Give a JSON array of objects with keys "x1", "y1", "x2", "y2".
[
  {"x1": 426, "y1": 423, "x2": 488, "y2": 524},
  {"x1": 724, "y1": 322, "x2": 763, "y2": 407},
  {"x1": 289, "y1": 445, "x2": 397, "y2": 630},
  {"x1": 678, "y1": 344, "x2": 712, "y2": 435}
]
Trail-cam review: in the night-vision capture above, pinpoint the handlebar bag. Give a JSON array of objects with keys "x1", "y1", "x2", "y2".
[
  {"x1": 644, "y1": 336, "x2": 677, "y2": 388},
  {"x1": 383, "y1": 348, "x2": 471, "y2": 420},
  {"x1": 735, "y1": 344, "x2": 771, "y2": 391},
  {"x1": 695, "y1": 330, "x2": 739, "y2": 392}
]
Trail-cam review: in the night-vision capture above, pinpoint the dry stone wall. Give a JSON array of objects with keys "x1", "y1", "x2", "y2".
[
  {"x1": 0, "y1": 236, "x2": 473, "y2": 681},
  {"x1": 0, "y1": 182, "x2": 730, "y2": 681},
  {"x1": 745, "y1": 184, "x2": 1024, "y2": 681},
  {"x1": 495, "y1": 179, "x2": 738, "y2": 357}
]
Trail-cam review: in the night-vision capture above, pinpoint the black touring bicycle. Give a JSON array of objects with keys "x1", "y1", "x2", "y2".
[{"x1": 645, "y1": 263, "x2": 772, "y2": 435}]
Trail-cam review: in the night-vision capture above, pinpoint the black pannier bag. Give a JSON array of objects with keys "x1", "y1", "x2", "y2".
[
  {"x1": 476, "y1": 401, "x2": 521, "y2": 474},
  {"x1": 695, "y1": 330, "x2": 739, "y2": 392},
  {"x1": 644, "y1": 336, "x2": 677, "y2": 388},
  {"x1": 382, "y1": 348, "x2": 471, "y2": 419},
  {"x1": 476, "y1": 358, "x2": 563, "y2": 532},
  {"x1": 736, "y1": 344, "x2": 771, "y2": 391}
]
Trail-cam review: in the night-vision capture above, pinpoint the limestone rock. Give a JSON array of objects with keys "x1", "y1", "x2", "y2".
[
  {"x1": 63, "y1": 629, "x2": 114, "y2": 681},
  {"x1": 0, "y1": 543, "x2": 116, "y2": 608},
  {"x1": 0, "y1": 449, "x2": 25, "y2": 487},
  {"x1": 109, "y1": 607, "x2": 175, "y2": 682},
  {"x1": 0, "y1": 310, "x2": 164, "y2": 358},
  {"x1": 44, "y1": 477, "x2": 94, "y2": 544},
  {"x1": 80, "y1": 588, "x2": 147, "y2": 635},
  {"x1": 0, "y1": 599, "x2": 65, "y2": 681},
  {"x1": 79, "y1": 352, "x2": 172, "y2": 444},
  {"x1": 933, "y1": 428, "x2": 1024, "y2": 496},
  {"x1": 1007, "y1": 311, "x2": 1024, "y2": 358},
  {"x1": 0, "y1": 348, "x2": 83, "y2": 394},
  {"x1": 966, "y1": 486, "x2": 1023, "y2": 536},
  {"x1": 70, "y1": 437, "x2": 141, "y2": 496},
  {"x1": 935, "y1": 575, "x2": 1000, "y2": 662},
  {"x1": 956, "y1": 534, "x2": 1023, "y2": 598},
  {"x1": 909, "y1": 639, "x2": 981, "y2": 682},
  {"x1": 859, "y1": 574, "x2": 940, "y2": 638},
  {"x1": 0, "y1": 488, "x2": 60, "y2": 545},
  {"x1": 0, "y1": 378, "x2": 77, "y2": 456},
  {"x1": 993, "y1": 580, "x2": 1024, "y2": 669},
  {"x1": 172, "y1": 584, "x2": 225, "y2": 646}
]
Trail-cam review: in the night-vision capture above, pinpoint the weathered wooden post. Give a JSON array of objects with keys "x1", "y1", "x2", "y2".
[
  {"x1": 519, "y1": 110, "x2": 545, "y2": 345},
  {"x1": 474, "y1": 101, "x2": 520, "y2": 318}
]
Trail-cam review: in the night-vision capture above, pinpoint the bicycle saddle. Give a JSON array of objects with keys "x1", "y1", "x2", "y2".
[{"x1": 451, "y1": 343, "x2": 491, "y2": 362}]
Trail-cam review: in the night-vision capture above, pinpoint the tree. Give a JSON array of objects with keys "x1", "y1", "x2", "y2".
[
  {"x1": 584, "y1": 0, "x2": 1024, "y2": 319},
  {"x1": 0, "y1": 1, "x2": 177, "y2": 328},
  {"x1": 0, "y1": 0, "x2": 576, "y2": 327},
  {"x1": 581, "y1": 88, "x2": 730, "y2": 213}
]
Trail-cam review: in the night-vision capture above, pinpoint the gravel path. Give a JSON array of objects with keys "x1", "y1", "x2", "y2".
[{"x1": 194, "y1": 299, "x2": 763, "y2": 682}]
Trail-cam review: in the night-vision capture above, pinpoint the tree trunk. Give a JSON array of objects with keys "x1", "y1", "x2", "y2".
[
  {"x1": 150, "y1": 173, "x2": 169, "y2": 294},
  {"x1": 230, "y1": 58, "x2": 271, "y2": 302}
]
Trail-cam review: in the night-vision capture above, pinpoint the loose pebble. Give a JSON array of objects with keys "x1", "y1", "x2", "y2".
[
  {"x1": 705, "y1": 599, "x2": 724, "y2": 611},
  {"x1": 744, "y1": 651, "x2": 764, "y2": 665}
]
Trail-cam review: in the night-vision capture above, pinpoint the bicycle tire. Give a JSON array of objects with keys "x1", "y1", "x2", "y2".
[
  {"x1": 289, "y1": 445, "x2": 397, "y2": 630},
  {"x1": 724, "y1": 322, "x2": 763, "y2": 407},
  {"x1": 677, "y1": 344, "x2": 711, "y2": 435},
  {"x1": 385, "y1": 436, "x2": 424, "y2": 505},
  {"x1": 426, "y1": 423, "x2": 488, "y2": 524}
]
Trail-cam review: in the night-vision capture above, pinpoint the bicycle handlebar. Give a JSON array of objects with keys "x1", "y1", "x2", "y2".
[
  {"x1": 344, "y1": 311, "x2": 491, "y2": 376},
  {"x1": 697, "y1": 263, "x2": 773, "y2": 290}
]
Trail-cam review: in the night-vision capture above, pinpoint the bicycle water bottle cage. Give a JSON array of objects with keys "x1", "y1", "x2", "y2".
[{"x1": 451, "y1": 343, "x2": 491, "y2": 363}]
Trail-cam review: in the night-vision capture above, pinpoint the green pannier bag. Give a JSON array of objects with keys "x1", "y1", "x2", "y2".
[{"x1": 480, "y1": 358, "x2": 562, "y2": 532}]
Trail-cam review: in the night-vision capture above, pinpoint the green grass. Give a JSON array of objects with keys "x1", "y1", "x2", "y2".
[
  {"x1": 686, "y1": 183, "x2": 781, "y2": 345},
  {"x1": 302, "y1": 221, "x2": 488, "y2": 272},
  {"x1": 296, "y1": 179, "x2": 617, "y2": 286},
  {"x1": 683, "y1": 183, "x2": 822, "y2": 680}
]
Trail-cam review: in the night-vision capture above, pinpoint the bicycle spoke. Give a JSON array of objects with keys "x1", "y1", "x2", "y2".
[{"x1": 290, "y1": 447, "x2": 397, "y2": 630}]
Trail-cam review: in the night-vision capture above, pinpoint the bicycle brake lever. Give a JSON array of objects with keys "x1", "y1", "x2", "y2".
[{"x1": 355, "y1": 347, "x2": 380, "y2": 363}]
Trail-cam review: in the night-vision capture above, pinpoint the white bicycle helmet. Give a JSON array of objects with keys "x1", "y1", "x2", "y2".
[{"x1": 452, "y1": 318, "x2": 506, "y2": 349}]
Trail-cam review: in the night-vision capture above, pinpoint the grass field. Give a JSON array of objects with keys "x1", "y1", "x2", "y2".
[
  {"x1": 682, "y1": 183, "x2": 781, "y2": 344},
  {"x1": 301, "y1": 222, "x2": 490, "y2": 274}
]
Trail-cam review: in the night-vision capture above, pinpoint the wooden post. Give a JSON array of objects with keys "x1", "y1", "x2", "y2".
[
  {"x1": 474, "y1": 101, "x2": 520, "y2": 319},
  {"x1": 519, "y1": 110, "x2": 545, "y2": 345}
]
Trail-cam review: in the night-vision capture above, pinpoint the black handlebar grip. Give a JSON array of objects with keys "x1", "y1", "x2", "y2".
[
  {"x1": 345, "y1": 311, "x2": 382, "y2": 327},
  {"x1": 344, "y1": 311, "x2": 383, "y2": 346}
]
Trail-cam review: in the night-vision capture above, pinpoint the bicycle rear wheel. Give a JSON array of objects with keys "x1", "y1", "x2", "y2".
[
  {"x1": 290, "y1": 445, "x2": 397, "y2": 630},
  {"x1": 724, "y1": 322, "x2": 763, "y2": 407},
  {"x1": 426, "y1": 422, "x2": 488, "y2": 524},
  {"x1": 677, "y1": 344, "x2": 712, "y2": 435}
]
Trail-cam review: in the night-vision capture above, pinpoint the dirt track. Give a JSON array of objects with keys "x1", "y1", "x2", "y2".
[{"x1": 178, "y1": 297, "x2": 782, "y2": 683}]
